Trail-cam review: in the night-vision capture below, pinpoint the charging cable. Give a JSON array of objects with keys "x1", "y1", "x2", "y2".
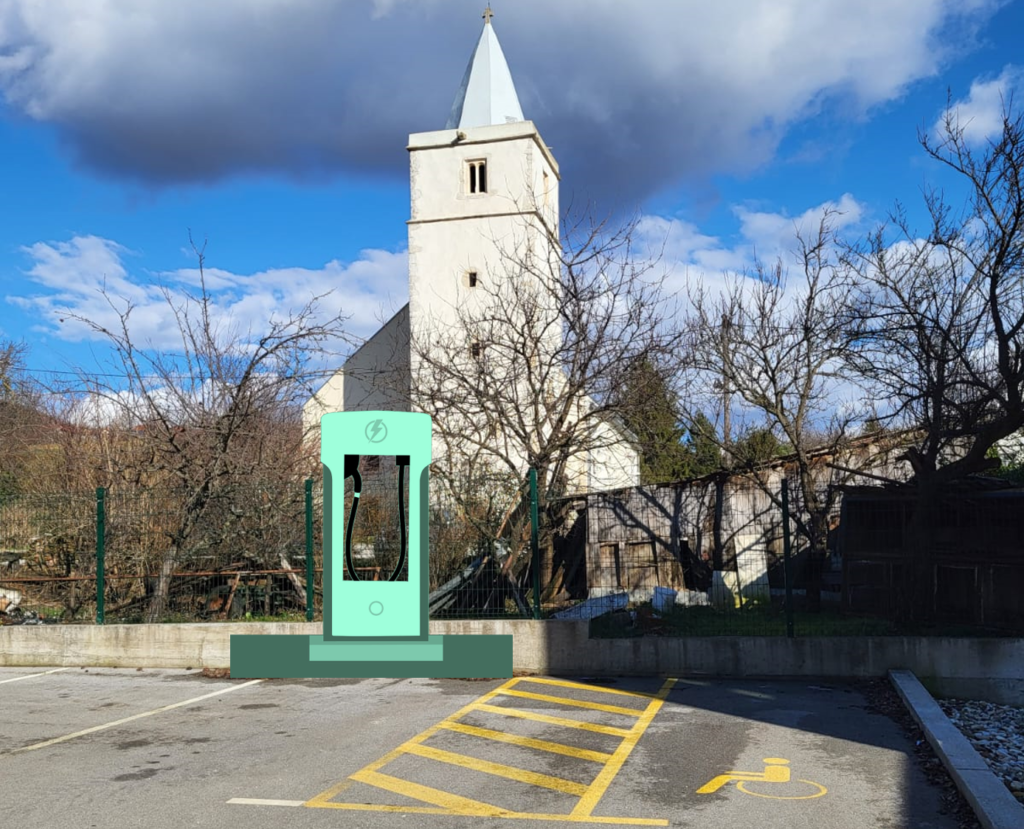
[{"x1": 344, "y1": 454, "x2": 409, "y2": 582}]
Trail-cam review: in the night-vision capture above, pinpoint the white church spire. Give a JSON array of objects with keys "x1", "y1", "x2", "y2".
[{"x1": 445, "y1": 6, "x2": 525, "y2": 130}]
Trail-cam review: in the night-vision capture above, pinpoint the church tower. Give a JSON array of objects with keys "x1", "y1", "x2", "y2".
[
  {"x1": 302, "y1": 7, "x2": 638, "y2": 493},
  {"x1": 407, "y1": 6, "x2": 561, "y2": 470}
]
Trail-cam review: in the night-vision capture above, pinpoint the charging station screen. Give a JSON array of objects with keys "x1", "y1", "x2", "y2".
[{"x1": 342, "y1": 455, "x2": 410, "y2": 581}]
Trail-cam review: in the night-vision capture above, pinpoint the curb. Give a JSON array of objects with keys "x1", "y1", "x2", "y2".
[{"x1": 889, "y1": 669, "x2": 1024, "y2": 829}]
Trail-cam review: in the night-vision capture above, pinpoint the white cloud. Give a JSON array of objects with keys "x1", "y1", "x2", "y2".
[
  {"x1": 0, "y1": 0, "x2": 1003, "y2": 205},
  {"x1": 637, "y1": 193, "x2": 866, "y2": 302},
  {"x1": 6, "y1": 234, "x2": 409, "y2": 362},
  {"x1": 935, "y1": 64, "x2": 1023, "y2": 145}
]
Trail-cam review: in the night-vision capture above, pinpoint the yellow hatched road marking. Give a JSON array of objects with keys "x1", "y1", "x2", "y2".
[
  {"x1": 474, "y1": 702, "x2": 633, "y2": 736},
  {"x1": 325, "y1": 678, "x2": 521, "y2": 782},
  {"x1": 302, "y1": 778, "x2": 355, "y2": 807},
  {"x1": 498, "y1": 688, "x2": 646, "y2": 717},
  {"x1": 295, "y1": 675, "x2": 676, "y2": 824},
  {"x1": 303, "y1": 799, "x2": 668, "y2": 824},
  {"x1": 471, "y1": 700, "x2": 630, "y2": 732},
  {"x1": 571, "y1": 677, "x2": 677, "y2": 818},
  {"x1": 438, "y1": 720, "x2": 613, "y2": 763},
  {"x1": 307, "y1": 801, "x2": 455, "y2": 815},
  {"x1": 520, "y1": 677, "x2": 655, "y2": 701},
  {"x1": 351, "y1": 768, "x2": 507, "y2": 816},
  {"x1": 404, "y1": 742, "x2": 589, "y2": 795}
]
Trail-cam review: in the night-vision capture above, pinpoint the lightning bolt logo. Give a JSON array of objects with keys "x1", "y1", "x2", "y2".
[{"x1": 365, "y1": 418, "x2": 387, "y2": 443}]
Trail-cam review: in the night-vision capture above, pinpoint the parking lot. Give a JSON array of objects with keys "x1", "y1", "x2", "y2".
[{"x1": 0, "y1": 667, "x2": 959, "y2": 828}]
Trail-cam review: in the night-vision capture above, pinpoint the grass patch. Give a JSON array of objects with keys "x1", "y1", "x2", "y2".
[{"x1": 587, "y1": 601, "x2": 1005, "y2": 638}]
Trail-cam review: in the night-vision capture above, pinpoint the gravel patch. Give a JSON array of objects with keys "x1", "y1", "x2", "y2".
[
  {"x1": 938, "y1": 698, "x2": 1024, "y2": 803},
  {"x1": 858, "y1": 678, "x2": 983, "y2": 829}
]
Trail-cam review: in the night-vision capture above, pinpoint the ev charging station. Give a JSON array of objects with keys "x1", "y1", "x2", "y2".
[{"x1": 229, "y1": 411, "x2": 513, "y2": 678}]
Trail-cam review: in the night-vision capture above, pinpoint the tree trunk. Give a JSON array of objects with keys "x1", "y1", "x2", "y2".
[
  {"x1": 712, "y1": 478, "x2": 725, "y2": 571},
  {"x1": 905, "y1": 481, "x2": 939, "y2": 626},
  {"x1": 279, "y1": 553, "x2": 308, "y2": 606},
  {"x1": 145, "y1": 548, "x2": 178, "y2": 623},
  {"x1": 804, "y1": 512, "x2": 827, "y2": 613}
]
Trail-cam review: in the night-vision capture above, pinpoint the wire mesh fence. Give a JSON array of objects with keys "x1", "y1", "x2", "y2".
[
  {"x1": 3, "y1": 471, "x2": 1021, "y2": 635},
  {"x1": 578, "y1": 474, "x2": 1024, "y2": 638},
  {"x1": 0, "y1": 470, "x2": 540, "y2": 625}
]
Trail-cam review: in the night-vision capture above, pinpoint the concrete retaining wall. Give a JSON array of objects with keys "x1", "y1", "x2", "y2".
[{"x1": 2, "y1": 620, "x2": 1021, "y2": 703}]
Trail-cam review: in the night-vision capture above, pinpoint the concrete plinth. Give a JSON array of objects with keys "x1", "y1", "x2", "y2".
[{"x1": 229, "y1": 632, "x2": 512, "y2": 678}]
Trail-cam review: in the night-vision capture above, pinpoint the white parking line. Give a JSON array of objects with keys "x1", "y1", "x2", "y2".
[
  {"x1": 0, "y1": 668, "x2": 69, "y2": 685},
  {"x1": 5, "y1": 679, "x2": 264, "y2": 754},
  {"x1": 227, "y1": 798, "x2": 306, "y2": 807}
]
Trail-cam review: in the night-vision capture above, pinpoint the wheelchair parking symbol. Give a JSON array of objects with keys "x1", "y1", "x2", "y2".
[{"x1": 697, "y1": 758, "x2": 827, "y2": 800}]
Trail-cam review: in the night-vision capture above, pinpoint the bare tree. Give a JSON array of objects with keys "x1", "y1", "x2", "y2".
[
  {"x1": 0, "y1": 340, "x2": 50, "y2": 501},
  {"x1": 56, "y1": 235, "x2": 354, "y2": 621},
  {"x1": 409, "y1": 209, "x2": 687, "y2": 601},
  {"x1": 842, "y1": 96, "x2": 1024, "y2": 621},
  {"x1": 680, "y1": 210, "x2": 873, "y2": 610}
]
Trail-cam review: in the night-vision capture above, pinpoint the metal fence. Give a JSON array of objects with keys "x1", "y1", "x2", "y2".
[
  {"x1": 580, "y1": 477, "x2": 1024, "y2": 638},
  {"x1": 4, "y1": 471, "x2": 1022, "y2": 636},
  {"x1": 0, "y1": 470, "x2": 545, "y2": 625}
]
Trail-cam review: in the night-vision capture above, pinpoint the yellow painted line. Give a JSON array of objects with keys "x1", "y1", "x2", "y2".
[
  {"x1": 5, "y1": 679, "x2": 264, "y2": 754},
  {"x1": 227, "y1": 798, "x2": 305, "y2": 807},
  {"x1": 351, "y1": 768, "x2": 506, "y2": 816},
  {"x1": 0, "y1": 668, "x2": 69, "y2": 685},
  {"x1": 438, "y1": 720, "x2": 613, "y2": 763},
  {"x1": 303, "y1": 677, "x2": 523, "y2": 806},
  {"x1": 521, "y1": 677, "x2": 654, "y2": 701},
  {"x1": 499, "y1": 688, "x2": 645, "y2": 717},
  {"x1": 404, "y1": 742, "x2": 589, "y2": 796},
  {"x1": 571, "y1": 678, "x2": 677, "y2": 818},
  {"x1": 263, "y1": 674, "x2": 674, "y2": 825},
  {"x1": 311, "y1": 801, "x2": 668, "y2": 824},
  {"x1": 302, "y1": 778, "x2": 355, "y2": 807},
  {"x1": 474, "y1": 702, "x2": 632, "y2": 736},
  {"x1": 307, "y1": 801, "x2": 456, "y2": 815}
]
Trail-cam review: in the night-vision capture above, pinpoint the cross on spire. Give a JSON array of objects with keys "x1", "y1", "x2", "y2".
[{"x1": 482, "y1": 5, "x2": 494, "y2": 25}]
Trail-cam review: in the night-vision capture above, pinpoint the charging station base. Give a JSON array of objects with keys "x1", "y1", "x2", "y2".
[
  {"x1": 309, "y1": 634, "x2": 444, "y2": 662},
  {"x1": 229, "y1": 633, "x2": 513, "y2": 679}
]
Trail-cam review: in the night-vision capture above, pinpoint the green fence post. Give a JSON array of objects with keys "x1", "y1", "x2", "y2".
[
  {"x1": 529, "y1": 468, "x2": 540, "y2": 620},
  {"x1": 781, "y1": 478, "x2": 794, "y2": 638},
  {"x1": 305, "y1": 478, "x2": 314, "y2": 622},
  {"x1": 96, "y1": 487, "x2": 105, "y2": 625}
]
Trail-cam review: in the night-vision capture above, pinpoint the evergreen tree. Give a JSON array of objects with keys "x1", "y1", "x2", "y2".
[
  {"x1": 682, "y1": 412, "x2": 722, "y2": 478},
  {"x1": 615, "y1": 357, "x2": 692, "y2": 484}
]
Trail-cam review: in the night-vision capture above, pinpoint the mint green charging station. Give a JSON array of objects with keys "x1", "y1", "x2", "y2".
[{"x1": 229, "y1": 411, "x2": 513, "y2": 678}]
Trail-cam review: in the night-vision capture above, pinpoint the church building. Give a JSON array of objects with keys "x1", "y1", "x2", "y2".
[{"x1": 302, "y1": 8, "x2": 639, "y2": 496}]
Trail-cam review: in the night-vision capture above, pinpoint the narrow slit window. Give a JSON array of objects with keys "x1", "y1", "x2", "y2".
[
  {"x1": 467, "y1": 270, "x2": 478, "y2": 288},
  {"x1": 470, "y1": 341, "x2": 482, "y2": 359},
  {"x1": 467, "y1": 159, "x2": 487, "y2": 194}
]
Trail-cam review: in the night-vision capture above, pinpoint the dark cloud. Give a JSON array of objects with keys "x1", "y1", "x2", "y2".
[{"x1": 0, "y1": 0, "x2": 1002, "y2": 205}]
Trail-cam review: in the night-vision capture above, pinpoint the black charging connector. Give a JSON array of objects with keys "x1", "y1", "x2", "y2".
[
  {"x1": 343, "y1": 454, "x2": 362, "y2": 582},
  {"x1": 392, "y1": 456, "x2": 409, "y2": 581},
  {"x1": 344, "y1": 453, "x2": 409, "y2": 584},
  {"x1": 344, "y1": 454, "x2": 361, "y2": 479}
]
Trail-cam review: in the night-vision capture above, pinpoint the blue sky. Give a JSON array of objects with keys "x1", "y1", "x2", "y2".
[{"x1": 1, "y1": 0, "x2": 1023, "y2": 401}]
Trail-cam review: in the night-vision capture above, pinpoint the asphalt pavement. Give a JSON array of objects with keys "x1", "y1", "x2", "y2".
[{"x1": 0, "y1": 667, "x2": 960, "y2": 828}]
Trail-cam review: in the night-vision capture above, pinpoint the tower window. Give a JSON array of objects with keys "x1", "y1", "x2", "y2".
[
  {"x1": 470, "y1": 340, "x2": 483, "y2": 359},
  {"x1": 467, "y1": 159, "x2": 487, "y2": 194},
  {"x1": 464, "y1": 270, "x2": 479, "y2": 288}
]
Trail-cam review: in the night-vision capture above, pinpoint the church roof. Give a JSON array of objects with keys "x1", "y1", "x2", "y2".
[{"x1": 445, "y1": 7, "x2": 524, "y2": 130}]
